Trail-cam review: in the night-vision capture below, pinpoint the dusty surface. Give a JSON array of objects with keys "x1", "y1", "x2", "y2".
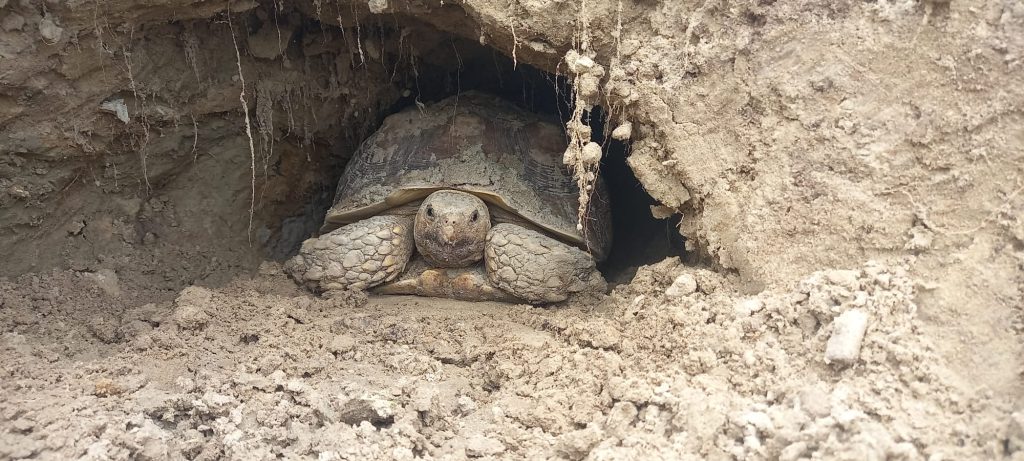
[{"x1": 1, "y1": 0, "x2": 1023, "y2": 459}]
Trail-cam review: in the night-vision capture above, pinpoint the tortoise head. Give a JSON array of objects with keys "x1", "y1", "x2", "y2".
[{"x1": 413, "y1": 190, "x2": 491, "y2": 268}]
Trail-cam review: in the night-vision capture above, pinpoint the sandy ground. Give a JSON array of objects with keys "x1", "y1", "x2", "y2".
[{"x1": 1, "y1": 0, "x2": 1023, "y2": 459}]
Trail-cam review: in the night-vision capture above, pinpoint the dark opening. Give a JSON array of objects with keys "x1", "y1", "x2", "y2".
[
  {"x1": 587, "y1": 108, "x2": 686, "y2": 284},
  {"x1": 284, "y1": 16, "x2": 683, "y2": 282}
]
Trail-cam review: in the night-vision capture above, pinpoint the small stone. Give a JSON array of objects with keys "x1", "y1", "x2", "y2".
[
  {"x1": 336, "y1": 398, "x2": 393, "y2": 426},
  {"x1": 649, "y1": 205, "x2": 674, "y2": 219},
  {"x1": 465, "y1": 435, "x2": 505, "y2": 457},
  {"x1": 826, "y1": 269, "x2": 861, "y2": 289},
  {"x1": 99, "y1": 99, "x2": 130, "y2": 123},
  {"x1": 38, "y1": 14, "x2": 63, "y2": 43},
  {"x1": 665, "y1": 274, "x2": 697, "y2": 297},
  {"x1": 824, "y1": 309, "x2": 869, "y2": 366},
  {"x1": 66, "y1": 219, "x2": 85, "y2": 235},
  {"x1": 174, "y1": 286, "x2": 212, "y2": 330},
  {"x1": 456, "y1": 395, "x2": 477, "y2": 414},
  {"x1": 734, "y1": 298, "x2": 764, "y2": 316},
  {"x1": 7, "y1": 185, "x2": 29, "y2": 199},
  {"x1": 328, "y1": 335, "x2": 356, "y2": 354},
  {"x1": 605, "y1": 401, "x2": 638, "y2": 436},
  {"x1": 84, "y1": 269, "x2": 121, "y2": 297},
  {"x1": 611, "y1": 122, "x2": 633, "y2": 141},
  {"x1": 94, "y1": 379, "x2": 123, "y2": 397},
  {"x1": 742, "y1": 411, "x2": 774, "y2": 431},
  {"x1": 779, "y1": 441, "x2": 809, "y2": 461},
  {"x1": 367, "y1": 0, "x2": 388, "y2": 14},
  {"x1": 200, "y1": 391, "x2": 234, "y2": 414}
]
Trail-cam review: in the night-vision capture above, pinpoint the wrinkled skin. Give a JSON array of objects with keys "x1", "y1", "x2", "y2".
[{"x1": 286, "y1": 190, "x2": 606, "y2": 304}]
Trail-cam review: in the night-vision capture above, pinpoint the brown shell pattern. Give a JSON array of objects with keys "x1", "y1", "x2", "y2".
[{"x1": 322, "y1": 91, "x2": 611, "y2": 260}]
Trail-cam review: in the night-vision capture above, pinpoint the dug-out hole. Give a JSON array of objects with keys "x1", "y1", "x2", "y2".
[{"x1": 274, "y1": 15, "x2": 682, "y2": 286}]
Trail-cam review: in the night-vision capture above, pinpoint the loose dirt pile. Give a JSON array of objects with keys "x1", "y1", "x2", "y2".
[
  {"x1": 1, "y1": 0, "x2": 1023, "y2": 459},
  {"x1": 0, "y1": 260, "x2": 1018, "y2": 459}
]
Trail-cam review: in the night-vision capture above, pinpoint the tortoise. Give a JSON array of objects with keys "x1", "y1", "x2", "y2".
[{"x1": 284, "y1": 92, "x2": 611, "y2": 304}]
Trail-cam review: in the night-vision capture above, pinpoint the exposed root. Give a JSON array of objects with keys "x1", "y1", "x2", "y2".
[
  {"x1": 228, "y1": 11, "x2": 258, "y2": 245},
  {"x1": 561, "y1": 0, "x2": 606, "y2": 254},
  {"x1": 189, "y1": 111, "x2": 199, "y2": 163}
]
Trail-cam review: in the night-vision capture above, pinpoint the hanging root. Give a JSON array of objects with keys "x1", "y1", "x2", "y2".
[
  {"x1": 228, "y1": 11, "x2": 258, "y2": 245},
  {"x1": 561, "y1": 0, "x2": 607, "y2": 251}
]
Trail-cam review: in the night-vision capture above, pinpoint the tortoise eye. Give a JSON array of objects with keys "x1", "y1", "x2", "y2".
[
  {"x1": 426, "y1": 206, "x2": 434, "y2": 218},
  {"x1": 471, "y1": 210, "x2": 479, "y2": 222}
]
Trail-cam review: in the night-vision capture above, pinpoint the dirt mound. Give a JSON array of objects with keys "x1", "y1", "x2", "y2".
[{"x1": 1, "y1": 261, "x2": 1016, "y2": 459}]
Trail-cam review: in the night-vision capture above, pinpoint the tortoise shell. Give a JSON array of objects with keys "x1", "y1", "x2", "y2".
[{"x1": 321, "y1": 91, "x2": 611, "y2": 261}]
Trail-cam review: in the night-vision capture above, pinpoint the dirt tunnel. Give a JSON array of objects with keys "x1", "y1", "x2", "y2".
[
  {"x1": 0, "y1": 1, "x2": 685, "y2": 290},
  {"x1": 270, "y1": 8, "x2": 687, "y2": 286}
]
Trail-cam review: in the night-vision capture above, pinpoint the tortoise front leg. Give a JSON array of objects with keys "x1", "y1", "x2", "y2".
[
  {"x1": 483, "y1": 223, "x2": 607, "y2": 303},
  {"x1": 285, "y1": 215, "x2": 414, "y2": 292}
]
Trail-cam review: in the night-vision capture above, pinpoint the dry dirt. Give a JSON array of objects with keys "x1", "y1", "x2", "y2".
[{"x1": 1, "y1": 0, "x2": 1023, "y2": 460}]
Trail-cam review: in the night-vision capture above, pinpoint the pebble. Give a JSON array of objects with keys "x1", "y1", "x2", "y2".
[
  {"x1": 328, "y1": 334, "x2": 356, "y2": 354},
  {"x1": 612, "y1": 122, "x2": 633, "y2": 141},
  {"x1": 665, "y1": 274, "x2": 697, "y2": 297},
  {"x1": 734, "y1": 297, "x2": 764, "y2": 316},
  {"x1": 825, "y1": 309, "x2": 869, "y2": 366},
  {"x1": 465, "y1": 435, "x2": 505, "y2": 457},
  {"x1": 38, "y1": 14, "x2": 63, "y2": 43},
  {"x1": 743, "y1": 411, "x2": 774, "y2": 431}
]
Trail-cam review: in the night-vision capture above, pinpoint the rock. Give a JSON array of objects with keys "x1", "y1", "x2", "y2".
[
  {"x1": 336, "y1": 398, "x2": 393, "y2": 426},
  {"x1": 38, "y1": 14, "x2": 63, "y2": 43},
  {"x1": 456, "y1": 395, "x2": 477, "y2": 414},
  {"x1": 174, "y1": 286, "x2": 213, "y2": 330},
  {"x1": 605, "y1": 401, "x2": 638, "y2": 437},
  {"x1": 649, "y1": 204, "x2": 675, "y2": 219},
  {"x1": 100, "y1": 99, "x2": 130, "y2": 123},
  {"x1": 198, "y1": 391, "x2": 234, "y2": 415},
  {"x1": 779, "y1": 441, "x2": 809, "y2": 461},
  {"x1": 328, "y1": 334, "x2": 357, "y2": 354},
  {"x1": 665, "y1": 274, "x2": 697, "y2": 297},
  {"x1": 611, "y1": 122, "x2": 633, "y2": 140},
  {"x1": 742, "y1": 411, "x2": 774, "y2": 431},
  {"x1": 465, "y1": 434, "x2": 505, "y2": 457},
  {"x1": 734, "y1": 297, "x2": 764, "y2": 316},
  {"x1": 825, "y1": 309, "x2": 869, "y2": 366},
  {"x1": 367, "y1": 0, "x2": 388, "y2": 14},
  {"x1": 555, "y1": 426, "x2": 603, "y2": 460},
  {"x1": 825, "y1": 269, "x2": 861, "y2": 289},
  {"x1": 84, "y1": 269, "x2": 121, "y2": 297}
]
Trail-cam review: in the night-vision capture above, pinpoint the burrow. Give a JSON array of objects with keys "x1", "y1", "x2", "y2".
[{"x1": 1, "y1": 1, "x2": 689, "y2": 288}]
